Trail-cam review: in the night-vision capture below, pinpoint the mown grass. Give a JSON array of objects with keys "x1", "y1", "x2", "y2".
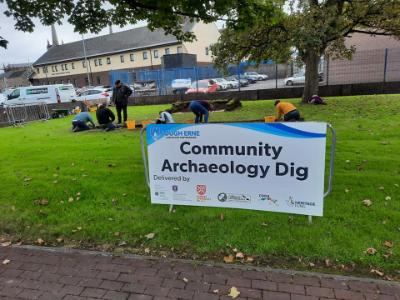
[{"x1": 0, "y1": 95, "x2": 399, "y2": 278}]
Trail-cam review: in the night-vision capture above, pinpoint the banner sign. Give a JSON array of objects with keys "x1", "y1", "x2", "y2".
[{"x1": 146, "y1": 122, "x2": 327, "y2": 216}]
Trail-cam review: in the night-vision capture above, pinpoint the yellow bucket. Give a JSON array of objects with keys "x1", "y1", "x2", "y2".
[
  {"x1": 126, "y1": 120, "x2": 136, "y2": 130},
  {"x1": 264, "y1": 116, "x2": 276, "y2": 123},
  {"x1": 89, "y1": 106, "x2": 97, "y2": 112}
]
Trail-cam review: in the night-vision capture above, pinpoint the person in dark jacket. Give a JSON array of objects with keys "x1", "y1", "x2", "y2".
[
  {"x1": 112, "y1": 80, "x2": 133, "y2": 124},
  {"x1": 96, "y1": 103, "x2": 116, "y2": 131},
  {"x1": 189, "y1": 100, "x2": 212, "y2": 123}
]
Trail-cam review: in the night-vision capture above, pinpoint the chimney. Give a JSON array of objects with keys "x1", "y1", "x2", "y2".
[
  {"x1": 47, "y1": 39, "x2": 52, "y2": 49},
  {"x1": 51, "y1": 24, "x2": 60, "y2": 46}
]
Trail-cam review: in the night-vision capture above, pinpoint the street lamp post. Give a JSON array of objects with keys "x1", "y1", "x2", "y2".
[{"x1": 81, "y1": 35, "x2": 91, "y2": 87}]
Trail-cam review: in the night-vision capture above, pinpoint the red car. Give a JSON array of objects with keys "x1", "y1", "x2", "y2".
[{"x1": 185, "y1": 80, "x2": 218, "y2": 94}]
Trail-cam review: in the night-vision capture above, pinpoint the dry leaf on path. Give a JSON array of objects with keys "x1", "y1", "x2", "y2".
[
  {"x1": 362, "y1": 199, "x2": 372, "y2": 207},
  {"x1": 235, "y1": 252, "x2": 244, "y2": 259},
  {"x1": 383, "y1": 240, "x2": 393, "y2": 248},
  {"x1": 366, "y1": 247, "x2": 377, "y2": 255},
  {"x1": 228, "y1": 287, "x2": 240, "y2": 299},
  {"x1": 145, "y1": 233, "x2": 155, "y2": 240},
  {"x1": 36, "y1": 238, "x2": 44, "y2": 245},
  {"x1": 246, "y1": 256, "x2": 254, "y2": 262},
  {"x1": 56, "y1": 238, "x2": 63, "y2": 243},
  {"x1": 144, "y1": 248, "x2": 150, "y2": 254},
  {"x1": 223, "y1": 255, "x2": 235, "y2": 263},
  {"x1": 370, "y1": 269, "x2": 384, "y2": 277},
  {"x1": 0, "y1": 242, "x2": 12, "y2": 247},
  {"x1": 182, "y1": 277, "x2": 189, "y2": 283},
  {"x1": 2, "y1": 259, "x2": 10, "y2": 265}
]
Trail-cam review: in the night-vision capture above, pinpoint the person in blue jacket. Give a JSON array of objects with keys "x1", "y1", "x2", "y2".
[{"x1": 189, "y1": 100, "x2": 212, "y2": 123}]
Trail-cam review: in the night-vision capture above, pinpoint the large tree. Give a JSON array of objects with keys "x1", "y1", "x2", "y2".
[
  {"x1": 212, "y1": 0, "x2": 400, "y2": 102},
  {"x1": 0, "y1": 0, "x2": 263, "y2": 43}
]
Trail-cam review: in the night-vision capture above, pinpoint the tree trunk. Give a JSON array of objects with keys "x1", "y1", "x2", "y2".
[{"x1": 302, "y1": 49, "x2": 320, "y2": 103}]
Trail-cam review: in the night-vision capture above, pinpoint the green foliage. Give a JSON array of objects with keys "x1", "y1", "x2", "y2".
[{"x1": 0, "y1": 96, "x2": 400, "y2": 276}]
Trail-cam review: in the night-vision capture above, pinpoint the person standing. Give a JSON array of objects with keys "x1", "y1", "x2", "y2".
[
  {"x1": 111, "y1": 80, "x2": 133, "y2": 125},
  {"x1": 189, "y1": 100, "x2": 212, "y2": 123},
  {"x1": 274, "y1": 100, "x2": 301, "y2": 121},
  {"x1": 96, "y1": 103, "x2": 116, "y2": 131},
  {"x1": 71, "y1": 111, "x2": 96, "y2": 132}
]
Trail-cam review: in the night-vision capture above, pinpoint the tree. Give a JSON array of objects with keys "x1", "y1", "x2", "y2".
[
  {"x1": 211, "y1": 0, "x2": 400, "y2": 103},
  {"x1": 0, "y1": 0, "x2": 262, "y2": 44}
]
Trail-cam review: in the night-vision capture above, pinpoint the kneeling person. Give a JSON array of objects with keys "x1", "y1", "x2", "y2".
[
  {"x1": 156, "y1": 109, "x2": 175, "y2": 124},
  {"x1": 96, "y1": 103, "x2": 116, "y2": 131},
  {"x1": 72, "y1": 111, "x2": 95, "y2": 132},
  {"x1": 274, "y1": 100, "x2": 300, "y2": 122}
]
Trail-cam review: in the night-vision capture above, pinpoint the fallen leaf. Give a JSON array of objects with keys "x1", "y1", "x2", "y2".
[
  {"x1": 213, "y1": 289, "x2": 219, "y2": 294},
  {"x1": 36, "y1": 238, "x2": 44, "y2": 245},
  {"x1": 76, "y1": 192, "x2": 81, "y2": 196},
  {"x1": 246, "y1": 256, "x2": 254, "y2": 262},
  {"x1": 56, "y1": 238, "x2": 63, "y2": 243},
  {"x1": 2, "y1": 259, "x2": 10, "y2": 265},
  {"x1": 385, "y1": 196, "x2": 391, "y2": 201},
  {"x1": 68, "y1": 197, "x2": 74, "y2": 203},
  {"x1": 144, "y1": 248, "x2": 150, "y2": 254},
  {"x1": 122, "y1": 193, "x2": 127, "y2": 197},
  {"x1": 228, "y1": 287, "x2": 240, "y2": 299},
  {"x1": 145, "y1": 232, "x2": 155, "y2": 240},
  {"x1": 261, "y1": 222, "x2": 268, "y2": 227},
  {"x1": 383, "y1": 240, "x2": 393, "y2": 248},
  {"x1": 232, "y1": 248, "x2": 238, "y2": 253},
  {"x1": 77, "y1": 227, "x2": 82, "y2": 231},
  {"x1": 235, "y1": 252, "x2": 244, "y2": 259},
  {"x1": 0, "y1": 242, "x2": 11, "y2": 247},
  {"x1": 114, "y1": 232, "x2": 120, "y2": 236},
  {"x1": 24, "y1": 177, "x2": 32, "y2": 182},
  {"x1": 345, "y1": 160, "x2": 350, "y2": 163},
  {"x1": 362, "y1": 199, "x2": 372, "y2": 207},
  {"x1": 34, "y1": 199, "x2": 49, "y2": 206},
  {"x1": 118, "y1": 241, "x2": 127, "y2": 246},
  {"x1": 379, "y1": 186, "x2": 385, "y2": 190},
  {"x1": 344, "y1": 188, "x2": 350, "y2": 193},
  {"x1": 325, "y1": 258, "x2": 331, "y2": 267},
  {"x1": 366, "y1": 247, "x2": 377, "y2": 255},
  {"x1": 309, "y1": 262, "x2": 315, "y2": 267},
  {"x1": 220, "y1": 213, "x2": 224, "y2": 221},
  {"x1": 182, "y1": 277, "x2": 189, "y2": 283},
  {"x1": 223, "y1": 255, "x2": 235, "y2": 263},
  {"x1": 370, "y1": 269, "x2": 384, "y2": 277}
]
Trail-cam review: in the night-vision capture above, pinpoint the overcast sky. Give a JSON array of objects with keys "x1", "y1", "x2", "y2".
[{"x1": 0, "y1": 2, "x2": 145, "y2": 68}]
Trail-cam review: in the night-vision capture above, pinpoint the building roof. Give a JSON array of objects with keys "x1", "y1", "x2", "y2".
[{"x1": 34, "y1": 23, "x2": 195, "y2": 66}]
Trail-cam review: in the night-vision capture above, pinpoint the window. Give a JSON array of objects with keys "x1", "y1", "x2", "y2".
[
  {"x1": 153, "y1": 50, "x2": 159, "y2": 58},
  {"x1": 82, "y1": 60, "x2": 87, "y2": 68},
  {"x1": 120, "y1": 55, "x2": 125, "y2": 63},
  {"x1": 36, "y1": 68, "x2": 40, "y2": 74},
  {"x1": 73, "y1": 79, "x2": 77, "y2": 86},
  {"x1": 143, "y1": 51, "x2": 148, "y2": 60},
  {"x1": 26, "y1": 88, "x2": 48, "y2": 95},
  {"x1": 96, "y1": 76, "x2": 101, "y2": 84},
  {"x1": 64, "y1": 64, "x2": 68, "y2": 70},
  {"x1": 177, "y1": 46, "x2": 183, "y2": 53},
  {"x1": 165, "y1": 48, "x2": 170, "y2": 55},
  {"x1": 71, "y1": 63, "x2": 75, "y2": 70},
  {"x1": 107, "y1": 57, "x2": 111, "y2": 64},
  {"x1": 98, "y1": 58, "x2": 102, "y2": 66},
  {"x1": 61, "y1": 64, "x2": 65, "y2": 71},
  {"x1": 130, "y1": 53, "x2": 134, "y2": 61},
  {"x1": 55, "y1": 65, "x2": 58, "y2": 72},
  {"x1": 94, "y1": 59, "x2": 98, "y2": 67},
  {"x1": 42, "y1": 67, "x2": 47, "y2": 73},
  {"x1": 8, "y1": 89, "x2": 20, "y2": 99},
  {"x1": 205, "y1": 47, "x2": 209, "y2": 56}
]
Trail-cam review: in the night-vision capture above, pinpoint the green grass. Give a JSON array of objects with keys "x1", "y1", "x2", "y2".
[{"x1": 1, "y1": 95, "x2": 399, "y2": 278}]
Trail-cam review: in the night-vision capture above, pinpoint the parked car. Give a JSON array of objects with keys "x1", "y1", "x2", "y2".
[
  {"x1": 227, "y1": 75, "x2": 249, "y2": 87},
  {"x1": 209, "y1": 78, "x2": 229, "y2": 90},
  {"x1": 284, "y1": 72, "x2": 324, "y2": 86},
  {"x1": 0, "y1": 93, "x2": 6, "y2": 107},
  {"x1": 243, "y1": 71, "x2": 268, "y2": 81},
  {"x1": 241, "y1": 74, "x2": 258, "y2": 84},
  {"x1": 223, "y1": 77, "x2": 239, "y2": 89},
  {"x1": 171, "y1": 78, "x2": 191, "y2": 94},
  {"x1": 76, "y1": 88, "x2": 112, "y2": 105},
  {"x1": 185, "y1": 80, "x2": 218, "y2": 94},
  {"x1": 4, "y1": 84, "x2": 77, "y2": 106}
]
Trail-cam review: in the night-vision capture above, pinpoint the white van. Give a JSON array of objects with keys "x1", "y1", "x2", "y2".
[{"x1": 4, "y1": 84, "x2": 77, "y2": 106}]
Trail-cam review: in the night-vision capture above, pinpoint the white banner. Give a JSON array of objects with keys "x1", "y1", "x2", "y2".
[{"x1": 146, "y1": 122, "x2": 327, "y2": 216}]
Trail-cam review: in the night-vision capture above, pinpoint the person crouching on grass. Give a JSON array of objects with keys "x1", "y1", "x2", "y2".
[
  {"x1": 96, "y1": 103, "x2": 116, "y2": 131},
  {"x1": 71, "y1": 111, "x2": 96, "y2": 132},
  {"x1": 274, "y1": 100, "x2": 301, "y2": 122},
  {"x1": 156, "y1": 109, "x2": 175, "y2": 124},
  {"x1": 189, "y1": 100, "x2": 212, "y2": 123}
]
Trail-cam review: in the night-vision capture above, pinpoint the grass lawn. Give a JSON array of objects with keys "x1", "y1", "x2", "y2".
[{"x1": 0, "y1": 95, "x2": 399, "y2": 278}]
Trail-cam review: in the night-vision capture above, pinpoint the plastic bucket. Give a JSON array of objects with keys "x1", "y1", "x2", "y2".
[
  {"x1": 127, "y1": 120, "x2": 136, "y2": 130},
  {"x1": 264, "y1": 116, "x2": 276, "y2": 123}
]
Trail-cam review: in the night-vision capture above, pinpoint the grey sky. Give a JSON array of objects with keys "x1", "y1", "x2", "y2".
[{"x1": 0, "y1": 2, "x2": 144, "y2": 67}]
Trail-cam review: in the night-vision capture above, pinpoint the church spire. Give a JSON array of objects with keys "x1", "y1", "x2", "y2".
[{"x1": 51, "y1": 24, "x2": 59, "y2": 46}]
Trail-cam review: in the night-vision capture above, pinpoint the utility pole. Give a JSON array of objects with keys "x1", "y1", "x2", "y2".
[
  {"x1": 1, "y1": 64, "x2": 7, "y2": 91},
  {"x1": 81, "y1": 35, "x2": 91, "y2": 87}
]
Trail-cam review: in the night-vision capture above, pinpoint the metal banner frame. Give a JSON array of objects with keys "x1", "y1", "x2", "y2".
[
  {"x1": 3, "y1": 103, "x2": 50, "y2": 126},
  {"x1": 140, "y1": 123, "x2": 336, "y2": 221}
]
